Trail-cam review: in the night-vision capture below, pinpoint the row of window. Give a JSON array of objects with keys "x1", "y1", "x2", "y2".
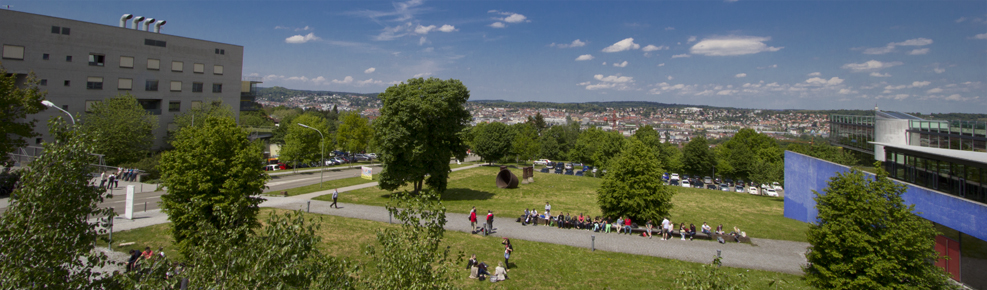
[
  {"x1": 41, "y1": 77, "x2": 221, "y2": 93},
  {"x1": 1, "y1": 45, "x2": 225, "y2": 75},
  {"x1": 83, "y1": 100, "x2": 207, "y2": 114}
]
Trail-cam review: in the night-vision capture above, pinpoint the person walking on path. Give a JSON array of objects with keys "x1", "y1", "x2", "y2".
[
  {"x1": 107, "y1": 173, "x2": 117, "y2": 189},
  {"x1": 469, "y1": 206, "x2": 478, "y2": 233},
  {"x1": 99, "y1": 172, "x2": 107, "y2": 189},
  {"x1": 502, "y1": 238, "x2": 513, "y2": 270},
  {"x1": 330, "y1": 188, "x2": 339, "y2": 209},
  {"x1": 486, "y1": 210, "x2": 494, "y2": 232}
]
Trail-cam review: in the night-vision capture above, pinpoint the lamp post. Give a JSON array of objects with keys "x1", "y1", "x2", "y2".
[
  {"x1": 41, "y1": 100, "x2": 75, "y2": 124},
  {"x1": 297, "y1": 123, "x2": 324, "y2": 188}
]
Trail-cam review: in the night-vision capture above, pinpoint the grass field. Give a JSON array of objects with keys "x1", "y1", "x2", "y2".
[
  {"x1": 316, "y1": 166, "x2": 809, "y2": 242},
  {"x1": 110, "y1": 208, "x2": 809, "y2": 289},
  {"x1": 265, "y1": 176, "x2": 375, "y2": 197}
]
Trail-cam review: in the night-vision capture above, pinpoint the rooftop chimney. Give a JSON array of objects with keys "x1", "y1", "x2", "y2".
[
  {"x1": 152, "y1": 20, "x2": 166, "y2": 33},
  {"x1": 119, "y1": 14, "x2": 133, "y2": 28},
  {"x1": 132, "y1": 16, "x2": 145, "y2": 30},
  {"x1": 142, "y1": 18, "x2": 155, "y2": 31}
]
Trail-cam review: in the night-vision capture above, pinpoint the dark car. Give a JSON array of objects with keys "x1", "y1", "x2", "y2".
[{"x1": 706, "y1": 183, "x2": 717, "y2": 190}]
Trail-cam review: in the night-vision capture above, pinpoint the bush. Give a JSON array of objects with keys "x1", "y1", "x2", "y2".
[
  {"x1": 121, "y1": 153, "x2": 162, "y2": 180},
  {"x1": 0, "y1": 167, "x2": 22, "y2": 197}
]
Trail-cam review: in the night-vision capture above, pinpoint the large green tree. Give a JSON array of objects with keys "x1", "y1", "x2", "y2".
[
  {"x1": 526, "y1": 112, "x2": 548, "y2": 134},
  {"x1": 159, "y1": 115, "x2": 267, "y2": 254},
  {"x1": 511, "y1": 122, "x2": 541, "y2": 162},
  {"x1": 569, "y1": 126, "x2": 606, "y2": 164},
  {"x1": 0, "y1": 119, "x2": 115, "y2": 288},
  {"x1": 682, "y1": 135, "x2": 715, "y2": 176},
  {"x1": 280, "y1": 113, "x2": 331, "y2": 166},
  {"x1": 472, "y1": 121, "x2": 512, "y2": 163},
  {"x1": 805, "y1": 164, "x2": 955, "y2": 289},
  {"x1": 597, "y1": 138, "x2": 675, "y2": 223},
  {"x1": 374, "y1": 77, "x2": 471, "y2": 194},
  {"x1": 336, "y1": 112, "x2": 372, "y2": 153},
  {"x1": 593, "y1": 130, "x2": 628, "y2": 169},
  {"x1": 0, "y1": 65, "x2": 46, "y2": 166},
  {"x1": 79, "y1": 93, "x2": 157, "y2": 165},
  {"x1": 169, "y1": 100, "x2": 234, "y2": 140}
]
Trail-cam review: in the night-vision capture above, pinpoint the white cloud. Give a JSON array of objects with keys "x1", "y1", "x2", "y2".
[
  {"x1": 414, "y1": 25, "x2": 436, "y2": 34},
  {"x1": 671, "y1": 54, "x2": 690, "y2": 58},
  {"x1": 687, "y1": 36, "x2": 697, "y2": 43},
  {"x1": 419, "y1": 36, "x2": 427, "y2": 45},
  {"x1": 956, "y1": 17, "x2": 967, "y2": 23},
  {"x1": 504, "y1": 13, "x2": 528, "y2": 23},
  {"x1": 332, "y1": 76, "x2": 354, "y2": 84},
  {"x1": 364, "y1": 67, "x2": 376, "y2": 74},
  {"x1": 642, "y1": 45, "x2": 668, "y2": 52},
  {"x1": 584, "y1": 74, "x2": 635, "y2": 90},
  {"x1": 285, "y1": 32, "x2": 320, "y2": 44},
  {"x1": 594, "y1": 74, "x2": 634, "y2": 83},
  {"x1": 602, "y1": 38, "x2": 641, "y2": 53},
  {"x1": 735, "y1": 73, "x2": 747, "y2": 78},
  {"x1": 357, "y1": 79, "x2": 383, "y2": 86},
  {"x1": 911, "y1": 81, "x2": 931, "y2": 87},
  {"x1": 974, "y1": 33, "x2": 987, "y2": 40},
  {"x1": 805, "y1": 77, "x2": 844, "y2": 86},
  {"x1": 838, "y1": 88, "x2": 854, "y2": 94},
  {"x1": 667, "y1": 76, "x2": 674, "y2": 80},
  {"x1": 870, "y1": 72, "x2": 891, "y2": 77},
  {"x1": 896, "y1": 38, "x2": 933, "y2": 46},
  {"x1": 665, "y1": 27, "x2": 675, "y2": 31},
  {"x1": 842, "y1": 60, "x2": 903, "y2": 72},
  {"x1": 807, "y1": 72, "x2": 822, "y2": 76},
  {"x1": 716, "y1": 90, "x2": 737, "y2": 95},
  {"x1": 689, "y1": 36, "x2": 783, "y2": 56},
  {"x1": 489, "y1": 22, "x2": 505, "y2": 28},
  {"x1": 575, "y1": 54, "x2": 594, "y2": 61},
  {"x1": 934, "y1": 67, "x2": 946, "y2": 74},
  {"x1": 862, "y1": 38, "x2": 933, "y2": 54},
  {"x1": 927, "y1": 87, "x2": 943, "y2": 93},
  {"x1": 413, "y1": 72, "x2": 431, "y2": 78},
  {"x1": 438, "y1": 24, "x2": 456, "y2": 32},
  {"x1": 613, "y1": 61, "x2": 628, "y2": 67},
  {"x1": 908, "y1": 48, "x2": 930, "y2": 55},
  {"x1": 657, "y1": 63, "x2": 665, "y2": 67},
  {"x1": 552, "y1": 39, "x2": 586, "y2": 48}
]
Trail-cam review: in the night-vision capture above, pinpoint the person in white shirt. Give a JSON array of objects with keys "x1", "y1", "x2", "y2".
[
  {"x1": 330, "y1": 188, "x2": 339, "y2": 208},
  {"x1": 544, "y1": 201, "x2": 551, "y2": 217},
  {"x1": 701, "y1": 222, "x2": 712, "y2": 235},
  {"x1": 661, "y1": 217, "x2": 670, "y2": 240}
]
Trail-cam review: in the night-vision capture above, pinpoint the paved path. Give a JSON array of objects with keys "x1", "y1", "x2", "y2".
[{"x1": 103, "y1": 162, "x2": 808, "y2": 275}]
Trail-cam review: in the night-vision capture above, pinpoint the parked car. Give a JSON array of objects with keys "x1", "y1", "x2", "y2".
[
  {"x1": 764, "y1": 188, "x2": 779, "y2": 197},
  {"x1": 748, "y1": 186, "x2": 759, "y2": 195},
  {"x1": 681, "y1": 180, "x2": 691, "y2": 188},
  {"x1": 669, "y1": 179, "x2": 679, "y2": 186},
  {"x1": 735, "y1": 185, "x2": 745, "y2": 193},
  {"x1": 670, "y1": 173, "x2": 680, "y2": 181},
  {"x1": 264, "y1": 164, "x2": 279, "y2": 171},
  {"x1": 565, "y1": 163, "x2": 574, "y2": 170},
  {"x1": 366, "y1": 153, "x2": 378, "y2": 159},
  {"x1": 772, "y1": 182, "x2": 783, "y2": 191},
  {"x1": 534, "y1": 159, "x2": 551, "y2": 166},
  {"x1": 333, "y1": 157, "x2": 347, "y2": 164},
  {"x1": 720, "y1": 184, "x2": 730, "y2": 191},
  {"x1": 703, "y1": 176, "x2": 712, "y2": 184},
  {"x1": 706, "y1": 183, "x2": 717, "y2": 190},
  {"x1": 355, "y1": 154, "x2": 373, "y2": 161}
]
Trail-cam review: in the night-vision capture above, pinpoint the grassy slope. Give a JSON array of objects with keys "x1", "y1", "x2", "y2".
[
  {"x1": 317, "y1": 166, "x2": 808, "y2": 242},
  {"x1": 110, "y1": 208, "x2": 809, "y2": 289}
]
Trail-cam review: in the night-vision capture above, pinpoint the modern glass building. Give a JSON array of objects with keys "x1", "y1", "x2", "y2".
[
  {"x1": 908, "y1": 120, "x2": 987, "y2": 152},
  {"x1": 828, "y1": 114, "x2": 875, "y2": 154}
]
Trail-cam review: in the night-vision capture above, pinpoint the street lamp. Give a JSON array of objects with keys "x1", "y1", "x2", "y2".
[
  {"x1": 297, "y1": 123, "x2": 324, "y2": 188},
  {"x1": 41, "y1": 100, "x2": 75, "y2": 124}
]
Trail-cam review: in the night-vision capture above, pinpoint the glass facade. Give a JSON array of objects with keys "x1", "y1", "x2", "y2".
[
  {"x1": 884, "y1": 149, "x2": 987, "y2": 204},
  {"x1": 909, "y1": 120, "x2": 987, "y2": 152},
  {"x1": 829, "y1": 115, "x2": 875, "y2": 153}
]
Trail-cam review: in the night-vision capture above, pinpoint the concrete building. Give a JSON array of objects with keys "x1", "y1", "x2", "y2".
[
  {"x1": 1, "y1": 10, "x2": 243, "y2": 150},
  {"x1": 788, "y1": 110, "x2": 987, "y2": 288}
]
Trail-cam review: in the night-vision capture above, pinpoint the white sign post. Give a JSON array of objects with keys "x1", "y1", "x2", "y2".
[{"x1": 124, "y1": 185, "x2": 135, "y2": 219}]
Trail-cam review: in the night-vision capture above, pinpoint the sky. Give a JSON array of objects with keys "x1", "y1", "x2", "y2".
[{"x1": 6, "y1": 1, "x2": 987, "y2": 113}]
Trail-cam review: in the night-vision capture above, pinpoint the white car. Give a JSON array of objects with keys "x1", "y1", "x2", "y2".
[
  {"x1": 735, "y1": 186, "x2": 745, "y2": 193},
  {"x1": 681, "y1": 180, "x2": 691, "y2": 188},
  {"x1": 748, "y1": 186, "x2": 759, "y2": 195},
  {"x1": 670, "y1": 173, "x2": 680, "y2": 181},
  {"x1": 772, "y1": 182, "x2": 783, "y2": 191},
  {"x1": 764, "y1": 188, "x2": 779, "y2": 197},
  {"x1": 534, "y1": 159, "x2": 551, "y2": 166}
]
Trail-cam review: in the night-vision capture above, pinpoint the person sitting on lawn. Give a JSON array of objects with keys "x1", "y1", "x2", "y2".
[
  {"x1": 716, "y1": 224, "x2": 725, "y2": 235},
  {"x1": 467, "y1": 254, "x2": 479, "y2": 279},
  {"x1": 491, "y1": 262, "x2": 508, "y2": 282},
  {"x1": 623, "y1": 216, "x2": 633, "y2": 234},
  {"x1": 688, "y1": 223, "x2": 697, "y2": 240},
  {"x1": 701, "y1": 222, "x2": 712, "y2": 235},
  {"x1": 592, "y1": 217, "x2": 601, "y2": 232},
  {"x1": 476, "y1": 261, "x2": 490, "y2": 279}
]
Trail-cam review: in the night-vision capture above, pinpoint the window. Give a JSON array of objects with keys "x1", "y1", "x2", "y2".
[
  {"x1": 35, "y1": 138, "x2": 42, "y2": 145},
  {"x1": 88, "y1": 54, "x2": 105, "y2": 66},
  {"x1": 118, "y1": 78, "x2": 132, "y2": 90},
  {"x1": 61, "y1": 27, "x2": 70, "y2": 35},
  {"x1": 2, "y1": 45, "x2": 25, "y2": 60},
  {"x1": 42, "y1": 53, "x2": 49, "y2": 60},
  {"x1": 213, "y1": 65, "x2": 223, "y2": 75},
  {"x1": 40, "y1": 79, "x2": 47, "y2": 86},
  {"x1": 145, "y1": 80, "x2": 159, "y2": 91},
  {"x1": 85, "y1": 100, "x2": 99, "y2": 113},
  {"x1": 64, "y1": 80, "x2": 70, "y2": 86},
  {"x1": 191, "y1": 100, "x2": 203, "y2": 109},
  {"x1": 171, "y1": 61, "x2": 183, "y2": 72},
  {"x1": 215, "y1": 48, "x2": 225, "y2": 55},
  {"x1": 168, "y1": 101, "x2": 181, "y2": 112},
  {"x1": 143, "y1": 39, "x2": 166, "y2": 47},
  {"x1": 86, "y1": 77, "x2": 103, "y2": 90},
  {"x1": 66, "y1": 55, "x2": 72, "y2": 62},
  {"x1": 193, "y1": 63, "x2": 204, "y2": 73},
  {"x1": 192, "y1": 82, "x2": 203, "y2": 92},
  {"x1": 120, "y1": 56, "x2": 134, "y2": 68},
  {"x1": 170, "y1": 81, "x2": 182, "y2": 92},
  {"x1": 212, "y1": 83, "x2": 222, "y2": 93},
  {"x1": 51, "y1": 26, "x2": 60, "y2": 33},
  {"x1": 147, "y1": 58, "x2": 160, "y2": 70}
]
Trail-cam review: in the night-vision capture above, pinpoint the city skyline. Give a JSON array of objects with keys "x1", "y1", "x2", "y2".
[{"x1": 4, "y1": 0, "x2": 986, "y2": 113}]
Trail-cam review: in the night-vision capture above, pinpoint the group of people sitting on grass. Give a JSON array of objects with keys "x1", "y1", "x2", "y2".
[
  {"x1": 517, "y1": 205, "x2": 748, "y2": 242},
  {"x1": 465, "y1": 238, "x2": 513, "y2": 283}
]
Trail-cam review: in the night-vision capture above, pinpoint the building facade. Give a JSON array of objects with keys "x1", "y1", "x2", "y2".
[{"x1": 0, "y1": 10, "x2": 243, "y2": 150}]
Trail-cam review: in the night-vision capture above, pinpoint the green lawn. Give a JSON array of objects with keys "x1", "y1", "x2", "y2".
[
  {"x1": 316, "y1": 166, "x2": 808, "y2": 242},
  {"x1": 265, "y1": 176, "x2": 375, "y2": 197},
  {"x1": 110, "y1": 208, "x2": 809, "y2": 289}
]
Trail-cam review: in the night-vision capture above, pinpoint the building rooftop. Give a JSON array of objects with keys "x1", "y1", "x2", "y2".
[
  {"x1": 870, "y1": 141, "x2": 987, "y2": 165},
  {"x1": 876, "y1": 111, "x2": 922, "y2": 120}
]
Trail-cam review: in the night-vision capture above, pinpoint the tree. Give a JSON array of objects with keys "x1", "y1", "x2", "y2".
[
  {"x1": 78, "y1": 93, "x2": 157, "y2": 165},
  {"x1": 169, "y1": 100, "x2": 234, "y2": 139},
  {"x1": 238, "y1": 110, "x2": 275, "y2": 128},
  {"x1": 569, "y1": 126, "x2": 606, "y2": 164},
  {"x1": 593, "y1": 130, "x2": 628, "y2": 169},
  {"x1": 374, "y1": 77, "x2": 471, "y2": 194},
  {"x1": 159, "y1": 115, "x2": 267, "y2": 254},
  {"x1": 511, "y1": 123, "x2": 541, "y2": 162},
  {"x1": 538, "y1": 133, "x2": 560, "y2": 160},
  {"x1": 0, "y1": 65, "x2": 46, "y2": 166},
  {"x1": 0, "y1": 118, "x2": 115, "y2": 288},
  {"x1": 336, "y1": 112, "x2": 372, "y2": 153},
  {"x1": 364, "y1": 190, "x2": 455, "y2": 290},
  {"x1": 280, "y1": 113, "x2": 331, "y2": 166},
  {"x1": 526, "y1": 112, "x2": 547, "y2": 134},
  {"x1": 804, "y1": 164, "x2": 955, "y2": 289},
  {"x1": 472, "y1": 122, "x2": 512, "y2": 164},
  {"x1": 633, "y1": 125, "x2": 662, "y2": 156},
  {"x1": 597, "y1": 138, "x2": 675, "y2": 223},
  {"x1": 682, "y1": 135, "x2": 715, "y2": 176}
]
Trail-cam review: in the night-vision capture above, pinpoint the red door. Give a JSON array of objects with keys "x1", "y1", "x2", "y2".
[{"x1": 935, "y1": 235, "x2": 961, "y2": 281}]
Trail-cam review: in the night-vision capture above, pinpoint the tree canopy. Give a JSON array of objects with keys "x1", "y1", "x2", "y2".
[
  {"x1": 511, "y1": 122, "x2": 541, "y2": 162},
  {"x1": 159, "y1": 115, "x2": 267, "y2": 254},
  {"x1": 682, "y1": 135, "x2": 715, "y2": 176},
  {"x1": 597, "y1": 138, "x2": 675, "y2": 223},
  {"x1": 0, "y1": 65, "x2": 46, "y2": 166},
  {"x1": 336, "y1": 112, "x2": 372, "y2": 153},
  {"x1": 78, "y1": 93, "x2": 157, "y2": 165},
  {"x1": 472, "y1": 122, "x2": 512, "y2": 163},
  {"x1": 374, "y1": 77, "x2": 471, "y2": 194},
  {"x1": 804, "y1": 164, "x2": 954, "y2": 289}
]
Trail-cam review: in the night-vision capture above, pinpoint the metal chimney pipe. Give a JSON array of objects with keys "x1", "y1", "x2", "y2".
[
  {"x1": 152, "y1": 20, "x2": 166, "y2": 33},
  {"x1": 142, "y1": 18, "x2": 155, "y2": 31},
  {"x1": 131, "y1": 16, "x2": 145, "y2": 30},
  {"x1": 119, "y1": 14, "x2": 133, "y2": 28}
]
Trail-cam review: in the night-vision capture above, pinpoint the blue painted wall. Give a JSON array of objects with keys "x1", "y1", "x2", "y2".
[{"x1": 784, "y1": 151, "x2": 987, "y2": 242}]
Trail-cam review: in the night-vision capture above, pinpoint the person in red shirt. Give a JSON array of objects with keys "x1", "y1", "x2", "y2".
[
  {"x1": 623, "y1": 216, "x2": 633, "y2": 234},
  {"x1": 469, "y1": 206, "x2": 477, "y2": 233},
  {"x1": 486, "y1": 210, "x2": 494, "y2": 232}
]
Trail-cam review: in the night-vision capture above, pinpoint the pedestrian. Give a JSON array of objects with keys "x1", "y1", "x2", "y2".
[
  {"x1": 108, "y1": 174, "x2": 117, "y2": 189},
  {"x1": 469, "y1": 206, "x2": 478, "y2": 233},
  {"x1": 486, "y1": 210, "x2": 494, "y2": 232},
  {"x1": 330, "y1": 188, "x2": 339, "y2": 208},
  {"x1": 99, "y1": 172, "x2": 107, "y2": 189},
  {"x1": 502, "y1": 238, "x2": 513, "y2": 270}
]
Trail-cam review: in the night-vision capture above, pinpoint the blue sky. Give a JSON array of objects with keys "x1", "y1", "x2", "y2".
[{"x1": 7, "y1": 1, "x2": 987, "y2": 113}]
